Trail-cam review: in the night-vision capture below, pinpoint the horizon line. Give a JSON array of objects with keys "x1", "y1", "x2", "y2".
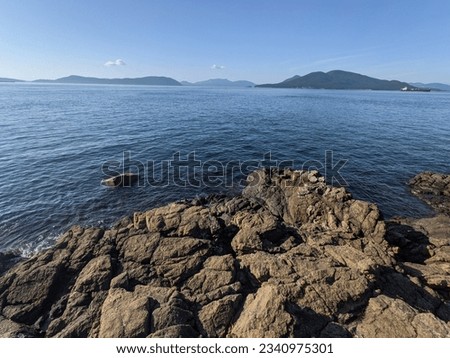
[{"x1": 1, "y1": 69, "x2": 450, "y2": 87}]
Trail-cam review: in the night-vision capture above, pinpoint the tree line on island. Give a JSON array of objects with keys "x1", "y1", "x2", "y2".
[{"x1": 1, "y1": 70, "x2": 449, "y2": 91}]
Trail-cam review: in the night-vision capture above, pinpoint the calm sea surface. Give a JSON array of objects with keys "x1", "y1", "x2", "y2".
[{"x1": 0, "y1": 83, "x2": 449, "y2": 254}]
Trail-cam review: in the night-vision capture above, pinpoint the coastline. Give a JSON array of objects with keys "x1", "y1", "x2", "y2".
[{"x1": 0, "y1": 169, "x2": 449, "y2": 337}]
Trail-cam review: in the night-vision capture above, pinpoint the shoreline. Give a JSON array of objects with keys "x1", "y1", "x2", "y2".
[{"x1": 0, "y1": 169, "x2": 449, "y2": 337}]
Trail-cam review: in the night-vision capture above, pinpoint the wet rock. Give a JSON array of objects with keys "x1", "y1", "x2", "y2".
[
  {"x1": 409, "y1": 172, "x2": 450, "y2": 215},
  {"x1": 101, "y1": 173, "x2": 139, "y2": 187},
  {"x1": 0, "y1": 252, "x2": 23, "y2": 276}
]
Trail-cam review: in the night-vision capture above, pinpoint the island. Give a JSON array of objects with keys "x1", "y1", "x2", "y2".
[
  {"x1": 34, "y1": 75, "x2": 182, "y2": 86},
  {"x1": 0, "y1": 77, "x2": 24, "y2": 83},
  {"x1": 257, "y1": 70, "x2": 428, "y2": 91}
]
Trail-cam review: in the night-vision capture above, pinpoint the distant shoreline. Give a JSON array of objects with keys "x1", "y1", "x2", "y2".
[{"x1": 2, "y1": 69, "x2": 449, "y2": 91}]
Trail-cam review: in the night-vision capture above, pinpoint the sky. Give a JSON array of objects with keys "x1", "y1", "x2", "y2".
[{"x1": 1, "y1": 0, "x2": 450, "y2": 84}]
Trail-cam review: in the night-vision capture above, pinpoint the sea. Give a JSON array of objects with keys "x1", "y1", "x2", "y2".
[{"x1": 0, "y1": 83, "x2": 449, "y2": 255}]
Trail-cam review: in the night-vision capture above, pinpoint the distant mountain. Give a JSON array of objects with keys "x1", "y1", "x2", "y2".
[
  {"x1": 181, "y1": 78, "x2": 254, "y2": 87},
  {"x1": 409, "y1": 82, "x2": 450, "y2": 91},
  {"x1": 34, "y1": 75, "x2": 181, "y2": 86},
  {"x1": 257, "y1": 70, "x2": 415, "y2": 91},
  {"x1": 0, "y1": 77, "x2": 24, "y2": 82}
]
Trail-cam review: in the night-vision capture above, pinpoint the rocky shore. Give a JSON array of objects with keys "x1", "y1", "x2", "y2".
[{"x1": 0, "y1": 169, "x2": 449, "y2": 338}]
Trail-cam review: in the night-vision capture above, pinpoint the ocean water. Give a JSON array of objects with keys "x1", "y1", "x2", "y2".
[{"x1": 0, "y1": 83, "x2": 449, "y2": 255}]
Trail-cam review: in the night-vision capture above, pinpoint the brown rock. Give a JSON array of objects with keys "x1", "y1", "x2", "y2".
[
  {"x1": 98, "y1": 286, "x2": 151, "y2": 338},
  {"x1": 228, "y1": 284, "x2": 294, "y2": 337},
  {"x1": 356, "y1": 295, "x2": 450, "y2": 337},
  {"x1": 198, "y1": 294, "x2": 242, "y2": 337},
  {"x1": 409, "y1": 172, "x2": 450, "y2": 215}
]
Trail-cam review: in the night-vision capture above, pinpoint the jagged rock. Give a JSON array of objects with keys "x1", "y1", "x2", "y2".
[
  {"x1": 355, "y1": 295, "x2": 450, "y2": 337},
  {"x1": 198, "y1": 294, "x2": 242, "y2": 337},
  {"x1": 409, "y1": 172, "x2": 450, "y2": 214},
  {"x1": 230, "y1": 211, "x2": 282, "y2": 254},
  {"x1": 0, "y1": 169, "x2": 449, "y2": 338},
  {"x1": 386, "y1": 214, "x2": 450, "y2": 299},
  {"x1": 0, "y1": 252, "x2": 22, "y2": 275},
  {"x1": 148, "y1": 325, "x2": 199, "y2": 338},
  {"x1": 98, "y1": 286, "x2": 151, "y2": 337},
  {"x1": 0, "y1": 315, "x2": 40, "y2": 337},
  {"x1": 228, "y1": 284, "x2": 294, "y2": 337}
]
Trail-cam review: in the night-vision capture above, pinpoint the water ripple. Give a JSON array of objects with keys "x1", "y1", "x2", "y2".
[{"x1": 0, "y1": 83, "x2": 449, "y2": 252}]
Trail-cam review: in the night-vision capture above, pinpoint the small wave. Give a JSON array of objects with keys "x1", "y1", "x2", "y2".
[{"x1": 17, "y1": 234, "x2": 59, "y2": 258}]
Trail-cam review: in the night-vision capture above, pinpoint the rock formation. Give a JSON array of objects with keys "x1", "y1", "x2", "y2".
[
  {"x1": 409, "y1": 172, "x2": 450, "y2": 215},
  {"x1": 0, "y1": 169, "x2": 449, "y2": 337}
]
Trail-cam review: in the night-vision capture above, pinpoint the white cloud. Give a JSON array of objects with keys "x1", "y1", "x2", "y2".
[
  {"x1": 211, "y1": 64, "x2": 225, "y2": 70},
  {"x1": 104, "y1": 59, "x2": 126, "y2": 67}
]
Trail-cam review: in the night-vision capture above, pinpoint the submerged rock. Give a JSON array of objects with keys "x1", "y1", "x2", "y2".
[
  {"x1": 101, "y1": 173, "x2": 139, "y2": 187},
  {"x1": 0, "y1": 169, "x2": 449, "y2": 337}
]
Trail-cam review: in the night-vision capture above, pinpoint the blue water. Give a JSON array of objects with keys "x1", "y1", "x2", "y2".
[{"x1": 1, "y1": 83, "x2": 449, "y2": 254}]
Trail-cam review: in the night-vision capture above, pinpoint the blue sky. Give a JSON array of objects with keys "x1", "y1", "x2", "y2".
[{"x1": 1, "y1": 0, "x2": 449, "y2": 83}]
